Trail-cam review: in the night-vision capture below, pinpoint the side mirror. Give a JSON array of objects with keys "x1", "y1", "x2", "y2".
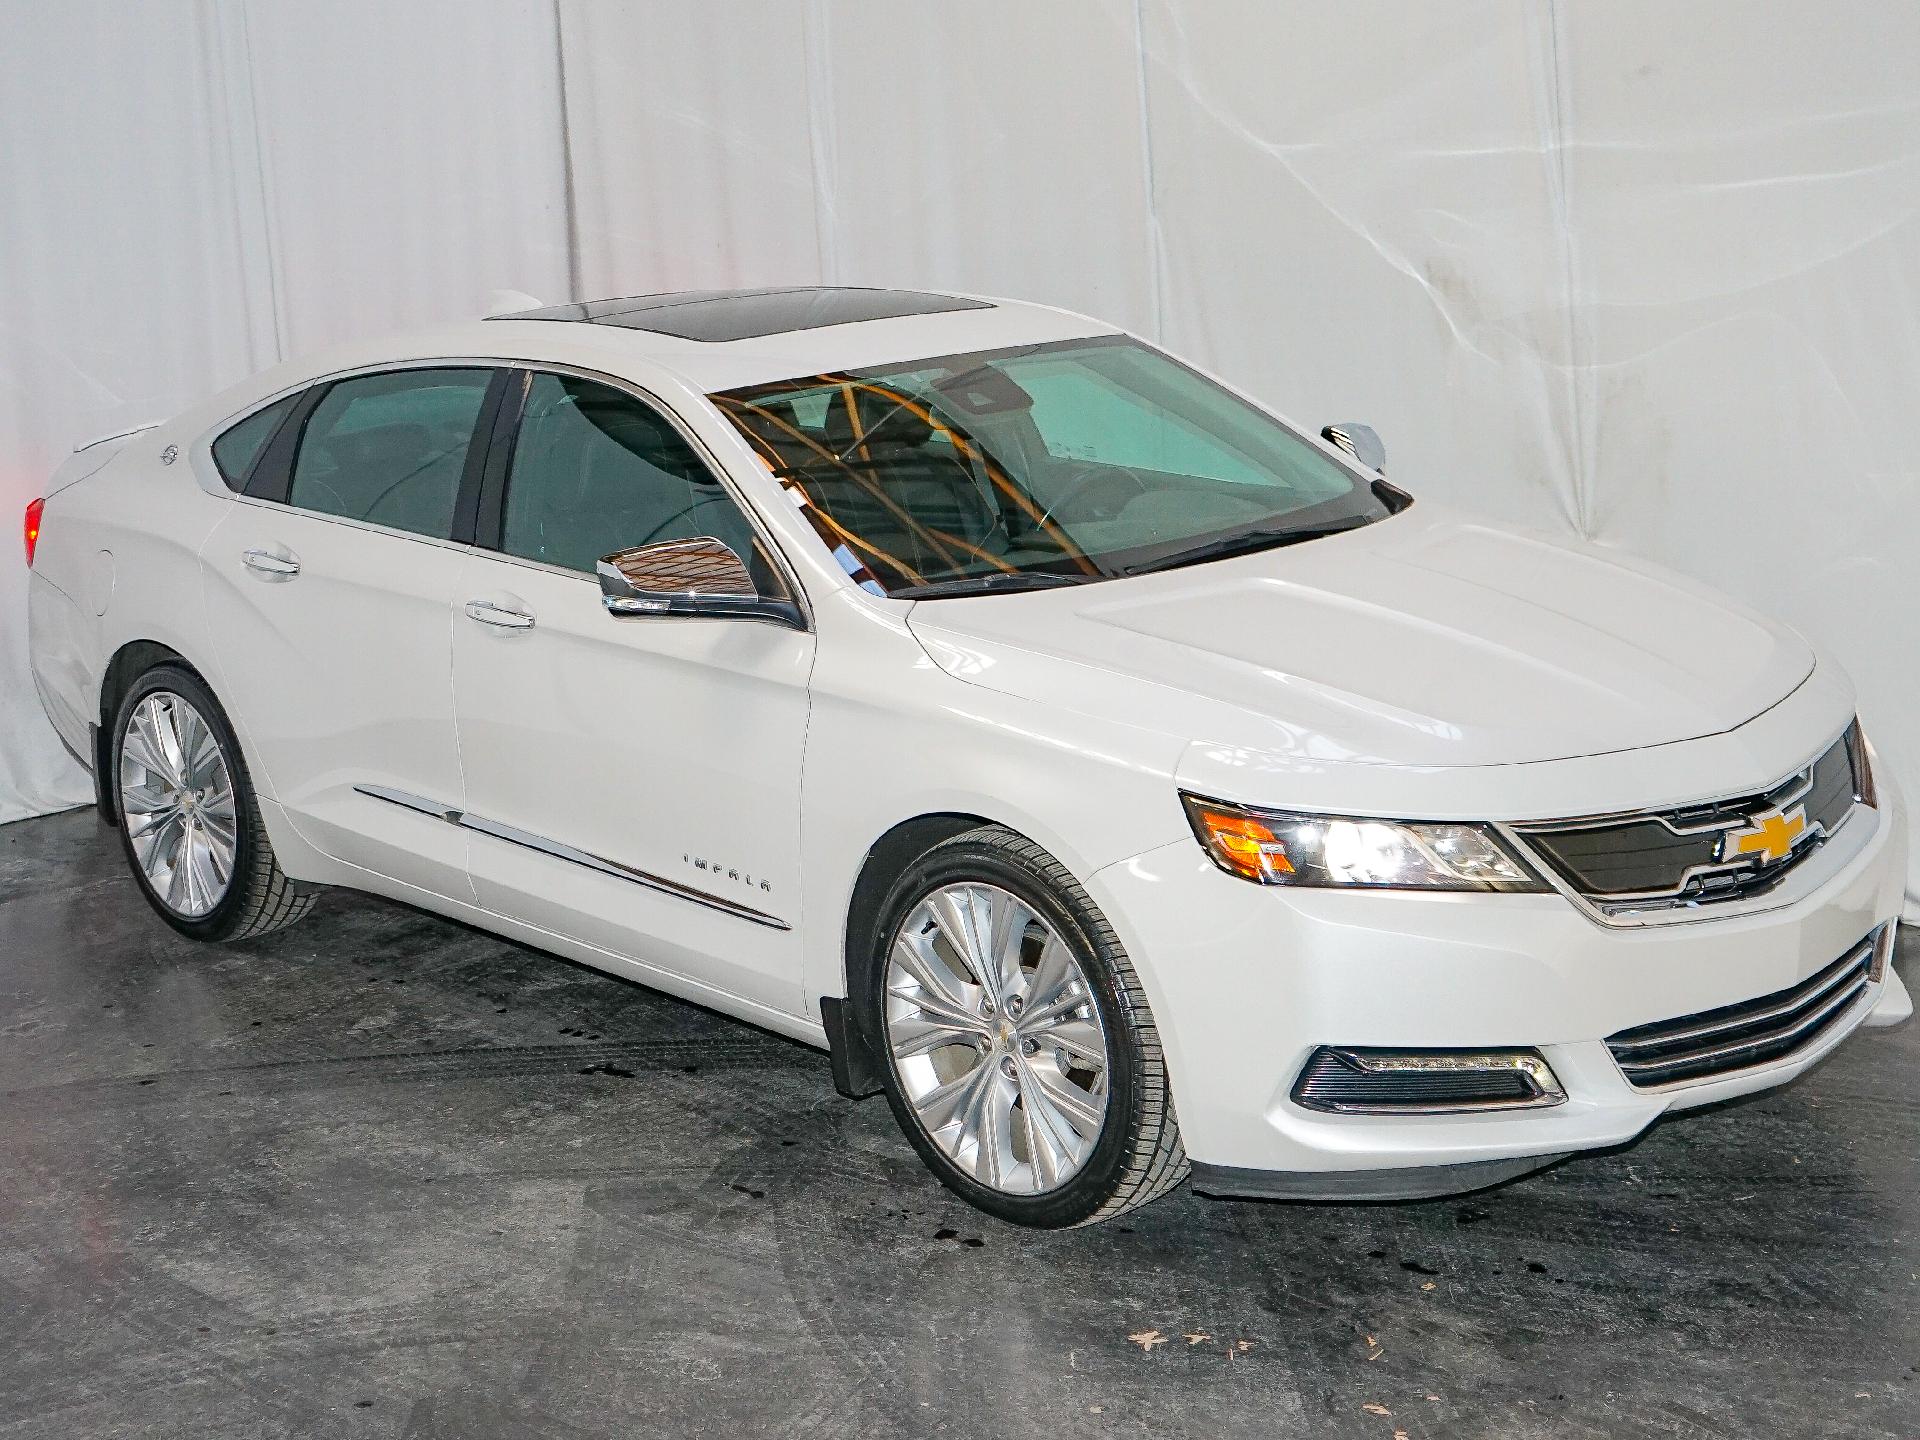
[
  {"x1": 597, "y1": 536, "x2": 803, "y2": 628},
  {"x1": 1320, "y1": 422, "x2": 1386, "y2": 474}
]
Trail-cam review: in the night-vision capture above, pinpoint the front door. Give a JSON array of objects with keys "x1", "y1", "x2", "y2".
[
  {"x1": 200, "y1": 366, "x2": 499, "y2": 899},
  {"x1": 450, "y1": 370, "x2": 814, "y2": 1017}
]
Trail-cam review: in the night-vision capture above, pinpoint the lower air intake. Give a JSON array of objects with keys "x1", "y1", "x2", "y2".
[
  {"x1": 1604, "y1": 929, "x2": 1881, "y2": 1089},
  {"x1": 1292, "y1": 1048, "x2": 1566, "y2": 1114}
]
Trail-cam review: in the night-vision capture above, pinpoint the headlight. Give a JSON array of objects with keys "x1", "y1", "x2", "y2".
[{"x1": 1181, "y1": 794, "x2": 1547, "y2": 891}]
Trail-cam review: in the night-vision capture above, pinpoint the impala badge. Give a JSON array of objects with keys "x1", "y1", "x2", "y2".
[{"x1": 685, "y1": 854, "x2": 772, "y2": 893}]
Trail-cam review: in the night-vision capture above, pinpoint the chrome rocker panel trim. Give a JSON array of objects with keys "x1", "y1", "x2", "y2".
[{"x1": 354, "y1": 784, "x2": 790, "y2": 931}]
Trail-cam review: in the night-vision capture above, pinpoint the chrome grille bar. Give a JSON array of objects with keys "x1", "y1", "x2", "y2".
[
  {"x1": 1605, "y1": 931, "x2": 1879, "y2": 1089},
  {"x1": 1508, "y1": 726, "x2": 1864, "y2": 924}
]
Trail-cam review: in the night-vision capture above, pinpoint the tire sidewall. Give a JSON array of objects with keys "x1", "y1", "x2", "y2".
[
  {"x1": 862, "y1": 834, "x2": 1145, "y2": 1228},
  {"x1": 112, "y1": 666, "x2": 259, "y2": 942}
]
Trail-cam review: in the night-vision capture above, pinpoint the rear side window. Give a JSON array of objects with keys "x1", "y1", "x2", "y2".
[
  {"x1": 288, "y1": 368, "x2": 492, "y2": 539},
  {"x1": 210, "y1": 395, "x2": 296, "y2": 490}
]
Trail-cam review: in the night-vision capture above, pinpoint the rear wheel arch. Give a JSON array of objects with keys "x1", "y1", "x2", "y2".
[{"x1": 96, "y1": 641, "x2": 197, "y2": 821}]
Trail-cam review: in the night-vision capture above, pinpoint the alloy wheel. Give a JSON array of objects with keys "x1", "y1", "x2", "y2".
[
  {"x1": 884, "y1": 881, "x2": 1111, "y2": 1195},
  {"x1": 119, "y1": 691, "x2": 238, "y2": 918}
]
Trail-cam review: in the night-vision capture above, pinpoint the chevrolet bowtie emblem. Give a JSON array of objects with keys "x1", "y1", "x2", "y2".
[{"x1": 1719, "y1": 806, "x2": 1809, "y2": 866}]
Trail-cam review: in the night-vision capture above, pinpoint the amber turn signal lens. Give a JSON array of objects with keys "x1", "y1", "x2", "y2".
[
  {"x1": 24, "y1": 497, "x2": 44, "y2": 568},
  {"x1": 1188, "y1": 803, "x2": 1294, "y2": 882}
]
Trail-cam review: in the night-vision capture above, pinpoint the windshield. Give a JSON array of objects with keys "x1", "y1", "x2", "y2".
[{"x1": 709, "y1": 335, "x2": 1394, "y2": 597}]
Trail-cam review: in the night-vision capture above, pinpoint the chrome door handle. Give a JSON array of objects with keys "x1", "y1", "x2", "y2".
[
  {"x1": 241, "y1": 548, "x2": 300, "y2": 578},
  {"x1": 465, "y1": 599, "x2": 536, "y2": 629}
]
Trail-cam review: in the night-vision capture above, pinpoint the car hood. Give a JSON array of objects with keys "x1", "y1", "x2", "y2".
[{"x1": 904, "y1": 506, "x2": 1815, "y2": 770}]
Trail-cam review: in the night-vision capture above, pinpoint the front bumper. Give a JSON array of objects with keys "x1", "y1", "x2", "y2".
[{"x1": 1087, "y1": 791, "x2": 1909, "y2": 1198}]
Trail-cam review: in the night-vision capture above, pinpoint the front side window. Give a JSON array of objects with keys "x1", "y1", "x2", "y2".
[
  {"x1": 287, "y1": 368, "x2": 493, "y2": 539},
  {"x1": 210, "y1": 394, "x2": 297, "y2": 490},
  {"x1": 711, "y1": 336, "x2": 1391, "y2": 596},
  {"x1": 498, "y1": 373, "x2": 759, "y2": 575}
]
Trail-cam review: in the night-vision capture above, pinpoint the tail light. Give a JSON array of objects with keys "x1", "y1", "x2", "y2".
[{"x1": 24, "y1": 497, "x2": 44, "y2": 568}]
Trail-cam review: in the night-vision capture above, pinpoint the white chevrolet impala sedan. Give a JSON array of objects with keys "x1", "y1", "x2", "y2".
[{"x1": 26, "y1": 287, "x2": 1911, "y2": 1226}]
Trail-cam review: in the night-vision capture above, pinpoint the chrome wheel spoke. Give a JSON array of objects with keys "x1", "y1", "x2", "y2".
[
  {"x1": 889, "y1": 1012, "x2": 986, "y2": 1059},
  {"x1": 131, "y1": 808, "x2": 181, "y2": 867},
  {"x1": 1017, "y1": 1090, "x2": 1071, "y2": 1191},
  {"x1": 121, "y1": 785, "x2": 174, "y2": 827},
  {"x1": 1032, "y1": 1016, "x2": 1106, "y2": 1068},
  {"x1": 964, "y1": 1069, "x2": 1018, "y2": 1189},
  {"x1": 984, "y1": 890, "x2": 1033, "y2": 1003},
  {"x1": 189, "y1": 826, "x2": 231, "y2": 896},
  {"x1": 1025, "y1": 931, "x2": 1076, "y2": 1009},
  {"x1": 178, "y1": 708, "x2": 222, "y2": 788},
  {"x1": 889, "y1": 928, "x2": 977, "y2": 1017},
  {"x1": 149, "y1": 698, "x2": 189, "y2": 781},
  {"x1": 123, "y1": 710, "x2": 178, "y2": 786},
  {"x1": 1025, "y1": 1060, "x2": 1105, "y2": 1139},
  {"x1": 885, "y1": 880, "x2": 1111, "y2": 1198},
  {"x1": 1017, "y1": 984, "x2": 1087, "y2": 1031},
  {"x1": 916, "y1": 1058, "x2": 992, "y2": 1134},
  {"x1": 1017, "y1": 1060, "x2": 1091, "y2": 1178},
  {"x1": 197, "y1": 807, "x2": 239, "y2": 849},
  {"x1": 926, "y1": 885, "x2": 1001, "y2": 1001},
  {"x1": 163, "y1": 831, "x2": 192, "y2": 910}
]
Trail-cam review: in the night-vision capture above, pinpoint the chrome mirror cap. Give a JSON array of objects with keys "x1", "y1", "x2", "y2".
[
  {"x1": 597, "y1": 537, "x2": 803, "y2": 628},
  {"x1": 1320, "y1": 422, "x2": 1386, "y2": 474}
]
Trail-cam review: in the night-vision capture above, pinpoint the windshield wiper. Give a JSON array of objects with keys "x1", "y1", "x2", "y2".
[
  {"x1": 1121, "y1": 518, "x2": 1374, "y2": 576},
  {"x1": 891, "y1": 571, "x2": 1104, "y2": 600}
]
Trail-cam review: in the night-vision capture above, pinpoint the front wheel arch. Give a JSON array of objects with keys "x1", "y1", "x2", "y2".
[{"x1": 829, "y1": 813, "x2": 992, "y2": 1098}]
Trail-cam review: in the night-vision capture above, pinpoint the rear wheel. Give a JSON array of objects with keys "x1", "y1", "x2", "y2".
[
  {"x1": 863, "y1": 825, "x2": 1186, "y2": 1227},
  {"x1": 112, "y1": 665, "x2": 314, "y2": 942}
]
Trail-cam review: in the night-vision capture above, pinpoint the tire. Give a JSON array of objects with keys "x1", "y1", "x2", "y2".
[
  {"x1": 111, "y1": 664, "x2": 315, "y2": 943},
  {"x1": 860, "y1": 824, "x2": 1187, "y2": 1227}
]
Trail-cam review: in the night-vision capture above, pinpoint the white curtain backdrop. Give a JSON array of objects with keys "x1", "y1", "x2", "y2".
[{"x1": 4, "y1": 1, "x2": 1916, "y2": 912}]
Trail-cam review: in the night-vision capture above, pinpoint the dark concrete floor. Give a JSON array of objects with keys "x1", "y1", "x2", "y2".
[{"x1": 2, "y1": 807, "x2": 1917, "y2": 1439}]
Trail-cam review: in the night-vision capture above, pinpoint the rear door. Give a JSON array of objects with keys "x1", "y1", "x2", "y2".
[{"x1": 201, "y1": 365, "x2": 504, "y2": 899}]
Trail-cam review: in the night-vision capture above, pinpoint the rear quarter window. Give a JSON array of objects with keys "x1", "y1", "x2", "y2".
[{"x1": 210, "y1": 395, "x2": 298, "y2": 490}]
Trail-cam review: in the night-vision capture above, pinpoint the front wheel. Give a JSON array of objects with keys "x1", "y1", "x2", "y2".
[
  {"x1": 112, "y1": 664, "x2": 315, "y2": 942},
  {"x1": 862, "y1": 825, "x2": 1187, "y2": 1227}
]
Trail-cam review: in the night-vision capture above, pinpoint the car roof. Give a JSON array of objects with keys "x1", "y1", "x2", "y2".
[
  {"x1": 493, "y1": 286, "x2": 994, "y2": 343},
  {"x1": 186, "y1": 288, "x2": 1121, "y2": 437},
  {"x1": 473, "y1": 287, "x2": 1119, "y2": 394}
]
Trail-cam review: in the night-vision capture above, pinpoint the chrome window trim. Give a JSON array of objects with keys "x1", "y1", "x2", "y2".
[
  {"x1": 197, "y1": 353, "x2": 813, "y2": 632},
  {"x1": 354, "y1": 785, "x2": 790, "y2": 931},
  {"x1": 208, "y1": 356, "x2": 517, "y2": 544},
  {"x1": 1496, "y1": 723, "x2": 1873, "y2": 929},
  {"x1": 226, "y1": 490, "x2": 483, "y2": 557}
]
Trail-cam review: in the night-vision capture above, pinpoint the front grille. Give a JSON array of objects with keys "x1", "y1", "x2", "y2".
[
  {"x1": 1511, "y1": 727, "x2": 1863, "y2": 919},
  {"x1": 1604, "y1": 931, "x2": 1878, "y2": 1089},
  {"x1": 1292, "y1": 1048, "x2": 1564, "y2": 1114}
]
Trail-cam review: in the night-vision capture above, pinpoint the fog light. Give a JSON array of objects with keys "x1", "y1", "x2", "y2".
[{"x1": 1292, "y1": 1047, "x2": 1566, "y2": 1114}]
